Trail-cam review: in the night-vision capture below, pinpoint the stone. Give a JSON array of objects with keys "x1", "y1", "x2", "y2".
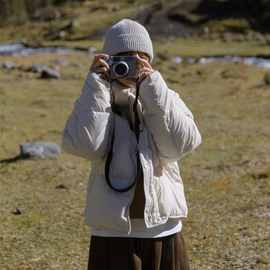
[
  {"x1": 59, "y1": 30, "x2": 66, "y2": 39},
  {"x1": 20, "y1": 142, "x2": 61, "y2": 158},
  {"x1": 114, "y1": 5, "x2": 120, "y2": 11},
  {"x1": 53, "y1": 65, "x2": 60, "y2": 71},
  {"x1": 74, "y1": 46, "x2": 96, "y2": 55},
  {"x1": 87, "y1": 47, "x2": 96, "y2": 54},
  {"x1": 12, "y1": 208, "x2": 25, "y2": 215},
  {"x1": 55, "y1": 59, "x2": 69, "y2": 66},
  {"x1": 29, "y1": 63, "x2": 47, "y2": 73},
  {"x1": 41, "y1": 69, "x2": 61, "y2": 79},
  {"x1": 3, "y1": 61, "x2": 17, "y2": 69}
]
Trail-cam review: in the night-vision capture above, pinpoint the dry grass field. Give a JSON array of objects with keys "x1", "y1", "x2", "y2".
[
  {"x1": 0, "y1": 1, "x2": 270, "y2": 268},
  {"x1": 0, "y1": 47, "x2": 269, "y2": 269}
]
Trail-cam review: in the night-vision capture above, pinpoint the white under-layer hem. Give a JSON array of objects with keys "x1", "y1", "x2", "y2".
[{"x1": 91, "y1": 218, "x2": 182, "y2": 238}]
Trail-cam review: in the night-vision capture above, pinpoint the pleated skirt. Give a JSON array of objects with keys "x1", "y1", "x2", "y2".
[{"x1": 87, "y1": 231, "x2": 190, "y2": 270}]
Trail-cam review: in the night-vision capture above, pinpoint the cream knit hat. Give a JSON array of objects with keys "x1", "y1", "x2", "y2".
[{"x1": 102, "y1": 19, "x2": 154, "y2": 62}]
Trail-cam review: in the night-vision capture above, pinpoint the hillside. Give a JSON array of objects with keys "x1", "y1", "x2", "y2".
[{"x1": 0, "y1": 0, "x2": 270, "y2": 44}]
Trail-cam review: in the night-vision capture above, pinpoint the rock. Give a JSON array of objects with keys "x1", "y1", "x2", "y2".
[
  {"x1": 55, "y1": 59, "x2": 69, "y2": 66},
  {"x1": 54, "y1": 10, "x2": 61, "y2": 21},
  {"x1": 3, "y1": 61, "x2": 17, "y2": 69},
  {"x1": 20, "y1": 142, "x2": 61, "y2": 158},
  {"x1": 75, "y1": 46, "x2": 96, "y2": 53},
  {"x1": 114, "y1": 5, "x2": 120, "y2": 11},
  {"x1": 1, "y1": 125, "x2": 11, "y2": 131},
  {"x1": 87, "y1": 47, "x2": 96, "y2": 54},
  {"x1": 64, "y1": 20, "x2": 79, "y2": 30},
  {"x1": 41, "y1": 69, "x2": 61, "y2": 79},
  {"x1": 29, "y1": 63, "x2": 47, "y2": 73},
  {"x1": 59, "y1": 30, "x2": 66, "y2": 39},
  {"x1": 1, "y1": 125, "x2": 17, "y2": 131},
  {"x1": 171, "y1": 56, "x2": 183, "y2": 63},
  {"x1": 12, "y1": 208, "x2": 25, "y2": 215}
]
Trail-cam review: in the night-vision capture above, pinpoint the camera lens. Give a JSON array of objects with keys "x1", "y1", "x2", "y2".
[{"x1": 113, "y1": 62, "x2": 129, "y2": 78}]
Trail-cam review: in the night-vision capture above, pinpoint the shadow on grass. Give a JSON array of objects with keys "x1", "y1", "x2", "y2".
[{"x1": 0, "y1": 155, "x2": 29, "y2": 163}]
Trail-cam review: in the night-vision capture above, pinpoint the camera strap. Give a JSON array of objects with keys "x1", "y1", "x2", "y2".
[{"x1": 105, "y1": 78, "x2": 142, "y2": 193}]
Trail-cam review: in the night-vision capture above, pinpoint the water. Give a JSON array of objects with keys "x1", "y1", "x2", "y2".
[
  {"x1": 200, "y1": 56, "x2": 270, "y2": 69},
  {"x1": 171, "y1": 55, "x2": 270, "y2": 69},
  {"x1": 1, "y1": 41, "x2": 269, "y2": 69},
  {"x1": 0, "y1": 41, "x2": 73, "y2": 56}
]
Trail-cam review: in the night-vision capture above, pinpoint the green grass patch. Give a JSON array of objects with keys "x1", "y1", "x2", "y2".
[{"x1": 153, "y1": 38, "x2": 270, "y2": 58}]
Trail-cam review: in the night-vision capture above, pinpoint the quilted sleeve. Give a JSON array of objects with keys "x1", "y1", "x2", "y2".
[
  {"x1": 62, "y1": 73, "x2": 113, "y2": 161},
  {"x1": 139, "y1": 71, "x2": 201, "y2": 163}
]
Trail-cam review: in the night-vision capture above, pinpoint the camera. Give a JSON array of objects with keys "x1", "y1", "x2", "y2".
[{"x1": 103, "y1": 55, "x2": 138, "y2": 79}]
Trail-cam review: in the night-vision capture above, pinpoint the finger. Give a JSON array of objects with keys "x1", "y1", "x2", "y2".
[
  {"x1": 138, "y1": 67, "x2": 152, "y2": 77},
  {"x1": 138, "y1": 73, "x2": 147, "y2": 83},
  {"x1": 99, "y1": 73, "x2": 105, "y2": 78},
  {"x1": 137, "y1": 69, "x2": 154, "y2": 82},
  {"x1": 91, "y1": 60, "x2": 110, "y2": 72},
  {"x1": 103, "y1": 69, "x2": 111, "y2": 82},
  {"x1": 92, "y1": 54, "x2": 109, "y2": 67},
  {"x1": 91, "y1": 66, "x2": 108, "y2": 73},
  {"x1": 135, "y1": 63, "x2": 147, "y2": 79},
  {"x1": 95, "y1": 67, "x2": 111, "y2": 82},
  {"x1": 99, "y1": 74, "x2": 107, "y2": 81},
  {"x1": 136, "y1": 53, "x2": 150, "y2": 68},
  {"x1": 94, "y1": 54, "x2": 109, "y2": 61},
  {"x1": 135, "y1": 55, "x2": 145, "y2": 70},
  {"x1": 99, "y1": 59, "x2": 111, "y2": 70},
  {"x1": 90, "y1": 54, "x2": 110, "y2": 71},
  {"x1": 98, "y1": 71, "x2": 111, "y2": 82}
]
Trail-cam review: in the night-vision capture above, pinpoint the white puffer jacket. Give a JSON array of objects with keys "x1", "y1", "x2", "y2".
[{"x1": 62, "y1": 71, "x2": 201, "y2": 234}]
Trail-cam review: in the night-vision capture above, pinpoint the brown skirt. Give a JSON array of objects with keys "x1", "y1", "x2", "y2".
[{"x1": 87, "y1": 232, "x2": 190, "y2": 270}]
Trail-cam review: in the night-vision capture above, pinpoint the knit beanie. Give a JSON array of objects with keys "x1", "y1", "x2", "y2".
[{"x1": 102, "y1": 19, "x2": 154, "y2": 62}]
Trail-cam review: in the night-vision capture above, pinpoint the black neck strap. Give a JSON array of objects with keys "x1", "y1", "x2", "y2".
[{"x1": 105, "y1": 79, "x2": 142, "y2": 193}]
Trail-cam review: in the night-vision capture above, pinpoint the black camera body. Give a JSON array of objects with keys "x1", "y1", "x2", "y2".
[{"x1": 103, "y1": 55, "x2": 138, "y2": 79}]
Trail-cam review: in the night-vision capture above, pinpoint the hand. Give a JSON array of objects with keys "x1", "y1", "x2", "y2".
[
  {"x1": 90, "y1": 54, "x2": 111, "y2": 82},
  {"x1": 135, "y1": 53, "x2": 155, "y2": 83}
]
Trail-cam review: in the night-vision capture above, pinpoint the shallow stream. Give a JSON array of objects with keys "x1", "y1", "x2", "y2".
[{"x1": 1, "y1": 41, "x2": 270, "y2": 69}]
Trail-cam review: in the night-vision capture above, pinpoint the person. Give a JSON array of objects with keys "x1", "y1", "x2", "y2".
[{"x1": 62, "y1": 19, "x2": 201, "y2": 270}]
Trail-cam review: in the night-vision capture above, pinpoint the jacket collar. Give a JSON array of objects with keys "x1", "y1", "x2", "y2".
[{"x1": 111, "y1": 80, "x2": 144, "y2": 132}]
